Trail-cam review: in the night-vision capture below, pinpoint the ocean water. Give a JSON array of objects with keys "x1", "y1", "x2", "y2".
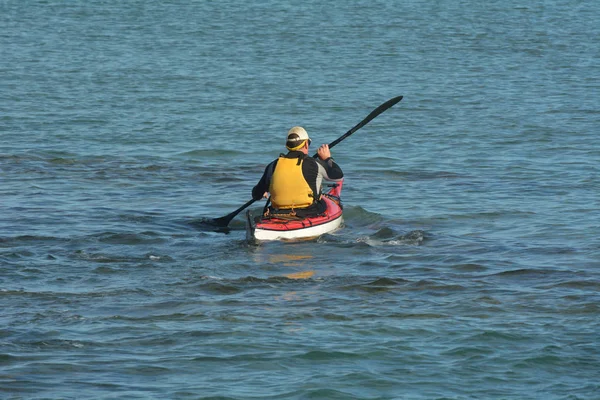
[{"x1": 1, "y1": 0, "x2": 599, "y2": 399}]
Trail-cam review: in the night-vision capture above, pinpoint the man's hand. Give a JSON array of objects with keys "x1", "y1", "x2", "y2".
[{"x1": 317, "y1": 144, "x2": 331, "y2": 160}]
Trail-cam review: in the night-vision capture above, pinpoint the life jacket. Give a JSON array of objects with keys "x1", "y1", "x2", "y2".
[{"x1": 269, "y1": 155, "x2": 314, "y2": 209}]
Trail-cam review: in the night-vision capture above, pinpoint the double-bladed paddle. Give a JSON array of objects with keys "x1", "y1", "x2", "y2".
[{"x1": 200, "y1": 95, "x2": 403, "y2": 229}]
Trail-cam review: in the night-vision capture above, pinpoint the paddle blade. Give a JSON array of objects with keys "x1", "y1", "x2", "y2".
[
  {"x1": 193, "y1": 198, "x2": 257, "y2": 231},
  {"x1": 190, "y1": 217, "x2": 232, "y2": 232}
]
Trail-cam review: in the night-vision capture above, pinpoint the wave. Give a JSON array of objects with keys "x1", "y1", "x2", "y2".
[
  {"x1": 355, "y1": 229, "x2": 427, "y2": 247},
  {"x1": 342, "y1": 205, "x2": 385, "y2": 226},
  {"x1": 94, "y1": 231, "x2": 167, "y2": 245},
  {"x1": 0, "y1": 235, "x2": 71, "y2": 247},
  {"x1": 294, "y1": 350, "x2": 362, "y2": 360}
]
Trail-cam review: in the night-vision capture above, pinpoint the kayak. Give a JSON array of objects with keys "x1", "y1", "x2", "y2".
[
  {"x1": 246, "y1": 180, "x2": 344, "y2": 242},
  {"x1": 245, "y1": 180, "x2": 344, "y2": 242}
]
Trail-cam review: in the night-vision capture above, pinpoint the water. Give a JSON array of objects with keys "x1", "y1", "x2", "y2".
[{"x1": 1, "y1": 0, "x2": 599, "y2": 398}]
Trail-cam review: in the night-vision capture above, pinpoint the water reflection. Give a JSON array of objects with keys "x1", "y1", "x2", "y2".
[
  {"x1": 270, "y1": 254, "x2": 315, "y2": 279},
  {"x1": 284, "y1": 270, "x2": 315, "y2": 279},
  {"x1": 249, "y1": 244, "x2": 319, "y2": 281}
]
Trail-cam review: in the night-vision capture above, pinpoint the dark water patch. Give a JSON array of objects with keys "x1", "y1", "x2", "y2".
[
  {"x1": 0, "y1": 250, "x2": 35, "y2": 259},
  {"x1": 467, "y1": 330, "x2": 530, "y2": 343},
  {"x1": 476, "y1": 295, "x2": 503, "y2": 305},
  {"x1": 339, "y1": 277, "x2": 410, "y2": 293},
  {"x1": 409, "y1": 279, "x2": 467, "y2": 294},
  {"x1": 197, "y1": 281, "x2": 244, "y2": 295},
  {"x1": 73, "y1": 250, "x2": 165, "y2": 264},
  {"x1": 488, "y1": 268, "x2": 559, "y2": 279},
  {"x1": 19, "y1": 339, "x2": 90, "y2": 351},
  {"x1": 95, "y1": 231, "x2": 167, "y2": 245},
  {"x1": 190, "y1": 352, "x2": 280, "y2": 363},
  {"x1": 356, "y1": 229, "x2": 426, "y2": 247},
  {"x1": 192, "y1": 169, "x2": 251, "y2": 183},
  {"x1": 0, "y1": 235, "x2": 71, "y2": 248},
  {"x1": 295, "y1": 389, "x2": 364, "y2": 400},
  {"x1": 379, "y1": 168, "x2": 466, "y2": 181},
  {"x1": 440, "y1": 210, "x2": 537, "y2": 222},
  {"x1": 525, "y1": 245, "x2": 579, "y2": 256},
  {"x1": 92, "y1": 266, "x2": 120, "y2": 274},
  {"x1": 27, "y1": 309, "x2": 87, "y2": 323},
  {"x1": 1, "y1": 152, "x2": 127, "y2": 173},
  {"x1": 442, "y1": 345, "x2": 495, "y2": 358},
  {"x1": 48, "y1": 157, "x2": 78, "y2": 165},
  {"x1": 342, "y1": 206, "x2": 384, "y2": 226},
  {"x1": 121, "y1": 365, "x2": 172, "y2": 376},
  {"x1": 112, "y1": 335, "x2": 179, "y2": 348},
  {"x1": 189, "y1": 275, "x2": 320, "y2": 296},
  {"x1": 514, "y1": 354, "x2": 569, "y2": 369},
  {"x1": 73, "y1": 250, "x2": 127, "y2": 263},
  {"x1": 0, "y1": 353, "x2": 20, "y2": 365},
  {"x1": 371, "y1": 227, "x2": 396, "y2": 239},
  {"x1": 486, "y1": 267, "x2": 591, "y2": 290},
  {"x1": 104, "y1": 311, "x2": 208, "y2": 324},
  {"x1": 141, "y1": 164, "x2": 168, "y2": 172},
  {"x1": 10, "y1": 362, "x2": 94, "y2": 378},
  {"x1": 369, "y1": 277, "x2": 410, "y2": 286},
  {"x1": 0, "y1": 379, "x2": 39, "y2": 395},
  {"x1": 236, "y1": 275, "x2": 316, "y2": 285},
  {"x1": 546, "y1": 280, "x2": 600, "y2": 291},
  {"x1": 358, "y1": 259, "x2": 389, "y2": 269},
  {"x1": 118, "y1": 213, "x2": 158, "y2": 223},
  {"x1": 322, "y1": 313, "x2": 352, "y2": 321},
  {"x1": 183, "y1": 329, "x2": 235, "y2": 338},
  {"x1": 386, "y1": 312, "x2": 448, "y2": 320},
  {"x1": 0, "y1": 287, "x2": 154, "y2": 301},
  {"x1": 295, "y1": 350, "x2": 361, "y2": 361},
  {"x1": 177, "y1": 149, "x2": 245, "y2": 158},
  {"x1": 452, "y1": 263, "x2": 488, "y2": 272}
]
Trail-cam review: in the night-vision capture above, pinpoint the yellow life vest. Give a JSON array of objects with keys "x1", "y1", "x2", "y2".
[{"x1": 269, "y1": 156, "x2": 314, "y2": 209}]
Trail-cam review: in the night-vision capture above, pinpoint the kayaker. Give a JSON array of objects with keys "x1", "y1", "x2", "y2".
[{"x1": 252, "y1": 126, "x2": 344, "y2": 218}]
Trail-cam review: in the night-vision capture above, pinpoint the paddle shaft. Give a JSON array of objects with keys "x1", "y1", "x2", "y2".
[{"x1": 211, "y1": 96, "x2": 403, "y2": 227}]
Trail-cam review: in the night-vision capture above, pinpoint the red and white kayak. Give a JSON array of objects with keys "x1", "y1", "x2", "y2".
[{"x1": 245, "y1": 180, "x2": 344, "y2": 242}]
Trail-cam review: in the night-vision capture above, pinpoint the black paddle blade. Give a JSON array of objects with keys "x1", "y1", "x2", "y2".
[
  {"x1": 193, "y1": 198, "x2": 257, "y2": 231},
  {"x1": 190, "y1": 217, "x2": 232, "y2": 232}
]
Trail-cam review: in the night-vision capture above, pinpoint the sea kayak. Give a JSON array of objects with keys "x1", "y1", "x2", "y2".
[{"x1": 245, "y1": 180, "x2": 344, "y2": 242}]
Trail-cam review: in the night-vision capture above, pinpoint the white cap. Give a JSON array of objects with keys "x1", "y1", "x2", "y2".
[{"x1": 286, "y1": 126, "x2": 310, "y2": 150}]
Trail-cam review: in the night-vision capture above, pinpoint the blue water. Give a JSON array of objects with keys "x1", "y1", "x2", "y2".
[{"x1": 2, "y1": 1, "x2": 599, "y2": 399}]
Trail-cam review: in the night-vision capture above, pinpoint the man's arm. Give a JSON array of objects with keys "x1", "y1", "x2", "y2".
[
  {"x1": 252, "y1": 160, "x2": 276, "y2": 200},
  {"x1": 316, "y1": 144, "x2": 343, "y2": 180},
  {"x1": 316, "y1": 157, "x2": 343, "y2": 181}
]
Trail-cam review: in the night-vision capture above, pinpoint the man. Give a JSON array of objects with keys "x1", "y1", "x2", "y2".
[{"x1": 252, "y1": 126, "x2": 343, "y2": 217}]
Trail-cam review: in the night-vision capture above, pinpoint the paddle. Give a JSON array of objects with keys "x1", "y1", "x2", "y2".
[{"x1": 200, "y1": 95, "x2": 403, "y2": 229}]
